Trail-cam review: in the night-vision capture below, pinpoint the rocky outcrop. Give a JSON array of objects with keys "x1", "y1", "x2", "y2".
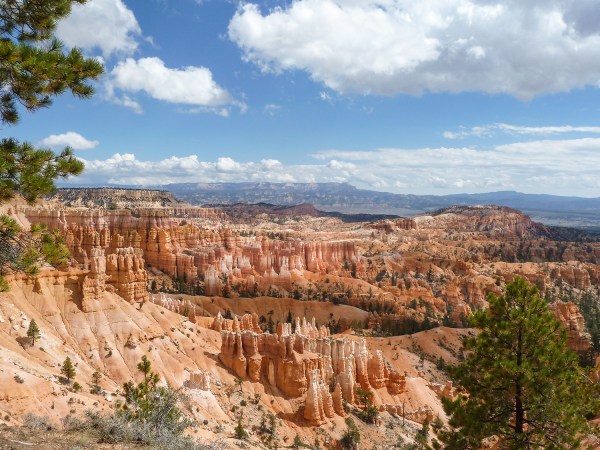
[
  {"x1": 550, "y1": 301, "x2": 593, "y2": 355},
  {"x1": 186, "y1": 371, "x2": 211, "y2": 391},
  {"x1": 332, "y1": 382, "x2": 346, "y2": 417},
  {"x1": 106, "y1": 248, "x2": 147, "y2": 303},
  {"x1": 304, "y1": 369, "x2": 335, "y2": 424},
  {"x1": 149, "y1": 293, "x2": 198, "y2": 320},
  {"x1": 420, "y1": 206, "x2": 549, "y2": 239},
  {"x1": 19, "y1": 206, "x2": 361, "y2": 296},
  {"x1": 217, "y1": 314, "x2": 406, "y2": 424}
]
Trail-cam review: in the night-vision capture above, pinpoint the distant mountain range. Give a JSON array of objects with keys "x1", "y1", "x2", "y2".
[
  {"x1": 56, "y1": 182, "x2": 600, "y2": 229},
  {"x1": 157, "y1": 182, "x2": 600, "y2": 229}
]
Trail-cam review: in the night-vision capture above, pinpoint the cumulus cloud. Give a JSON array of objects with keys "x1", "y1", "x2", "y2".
[
  {"x1": 444, "y1": 123, "x2": 600, "y2": 139},
  {"x1": 39, "y1": 132, "x2": 99, "y2": 150},
  {"x1": 70, "y1": 137, "x2": 600, "y2": 196},
  {"x1": 228, "y1": 0, "x2": 600, "y2": 99},
  {"x1": 106, "y1": 57, "x2": 242, "y2": 114},
  {"x1": 57, "y1": 0, "x2": 142, "y2": 57}
]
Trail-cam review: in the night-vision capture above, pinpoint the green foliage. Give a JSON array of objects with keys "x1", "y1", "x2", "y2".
[
  {"x1": 1, "y1": 215, "x2": 71, "y2": 290},
  {"x1": 0, "y1": 0, "x2": 102, "y2": 202},
  {"x1": 357, "y1": 405, "x2": 379, "y2": 424},
  {"x1": 292, "y1": 434, "x2": 303, "y2": 448},
  {"x1": 116, "y1": 356, "x2": 191, "y2": 444},
  {"x1": 442, "y1": 277, "x2": 598, "y2": 449},
  {"x1": 72, "y1": 381, "x2": 82, "y2": 392},
  {"x1": 26, "y1": 318, "x2": 40, "y2": 345},
  {"x1": 414, "y1": 419, "x2": 430, "y2": 449},
  {"x1": 0, "y1": 275, "x2": 8, "y2": 292},
  {"x1": 354, "y1": 386, "x2": 373, "y2": 409},
  {"x1": 0, "y1": 0, "x2": 103, "y2": 123},
  {"x1": 354, "y1": 387, "x2": 378, "y2": 425},
  {"x1": 340, "y1": 417, "x2": 361, "y2": 449},
  {"x1": 137, "y1": 355, "x2": 152, "y2": 382},
  {"x1": 0, "y1": 139, "x2": 84, "y2": 203},
  {"x1": 432, "y1": 415, "x2": 444, "y2": 433},
  {"x1": 0, "y1": 2, "x2": 99, "y2": 287},
  {"x1": 234, "y1": 415, "x2": 248, "y2": 440},
  {"x1": 60, "y1": 356, "x2": 75, "y2": 382},
  {"x1": 259, "y1": 412, "x2": 277, "y2": 445},
  {"x1": 91, "y1": 370, "x2": 102, "y2": 394},
  {"x1": 576, "y1": 290, "x2": 600, "y2": 359}
]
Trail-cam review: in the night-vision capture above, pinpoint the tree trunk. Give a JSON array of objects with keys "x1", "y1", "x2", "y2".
[{"x1": 515, "y1": 327, "x2": 524, "y2": 434}]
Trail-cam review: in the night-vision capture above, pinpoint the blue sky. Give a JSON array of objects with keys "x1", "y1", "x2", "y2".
[{"x1": 5, "y1": 0, "x2": 600, "y2": 196}]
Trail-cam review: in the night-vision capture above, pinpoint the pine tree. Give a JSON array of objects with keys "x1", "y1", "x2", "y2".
[
  {"x1": 61, "y1": 356, "x2": 75, "y2": 383},
  {"x1": 26, "y1": 318, "x2": 40, "y2": 345},
  {"x1": 119, "y1": 356, "x2": 189, "y2": 439},
  {"x1": 137, "y1": 355, "x2": 152, "y2": 383},
  {"x1": 91, "y1": 370, "x2": 102, "y2": 393},
  {"x1": 415, "y1": 419, "x2": 430, "y2": 449},
  {"x1": 1, "y1": 218, "x2": 71, "y2": 291},
  {"x1": 0, "y1": 0, "x2": 103, "y2": 201},
  {"x1": 0, "y1": 1, "x2": 102, "y2": 289},
  {"x1": 442, "y1": 277, "x2": 598, "y2": 449}
]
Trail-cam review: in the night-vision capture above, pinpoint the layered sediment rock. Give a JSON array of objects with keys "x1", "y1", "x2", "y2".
[
  {"x1": 187, "y1": 371, "x2": 211, "y2": 391},
  {"x1": 549, "y1": 301, "x2": 593, "y2": 355},
  {"x1": 217, "y1": 314, "x2": 406, "y2": 423},
  {"x1": 19, "y1": 206, "x2": 361, "y2": 296}
]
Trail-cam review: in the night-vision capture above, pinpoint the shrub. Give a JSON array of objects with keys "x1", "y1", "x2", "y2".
[
  {"x1": 357, "y1": 405, "x2": 379, "y2": 424},
  {"x1": 61, "y1": 414, "x2": 87, "y2": 431},
  {"x1": 234, "y1": 416, "x2": 248, "y2": 440},
  {"x1": 292, "y1": 434, "x2": 304, "y2": 448},
  {"x1": 23, "y1": 413, "x2": 52, "y2": 431},
  {"x1": 81, "y1": 355, "x2": 203, "y2": 449},
  {"x1": 340, "y1": 417, "x2": 360, "y2": 449}
]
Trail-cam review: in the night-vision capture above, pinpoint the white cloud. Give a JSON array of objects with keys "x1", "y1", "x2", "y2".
[
  {"x1": 106, "y1": 57, "x2": 242, "y2": 114},
  {"x1": 70, "y1": 137, "x2": 600, "y2": 196},
  {"x1": 264, "y1": 103, "x2": 281, "y2": 115},
  {"x1": 229, "y1": 0, "x2": 600, "y2": 99},
  {"x1": 319, "y1": 92, "x2": 333, "y2": 102},
  {"x1": 112, "y1": 95, "x2": 143, "y2": 114},
  {"x1": 444, "y1": 123, "x2": 600, "y2": 139},
  {"x1": 39, "y1": 132, "x2": 99, "y2": 150},
  {"x1": 57, "y1": 0, "x2": 142, "y2": 57}
]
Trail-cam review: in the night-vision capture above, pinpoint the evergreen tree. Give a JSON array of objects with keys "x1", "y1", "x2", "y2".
[
  {"x1": 26, "y1": 318, "x2": 40, "y2": 345},
  {"x1": 234, "y1": 414, "x2": 248, "y2": 440},
  {"x1": 0, "y1": 0, "x2": 103, "y2": 201},
  {"x1": 119, "y1": 356, "x2": 189, "y2": 440},
  {"x1": 1, "y1": 217, "x2": 71, "y2": 291},
  {"x1": 415, "y1": 419, "x2": 430, "y2": 449},
  {"x1": 137, "y1": 355, "x2": 152, "y2": 383},
  {"x1": 0, "y1": 1, "x2": 102, "y2": 289},
  {"x1": 340, "y1": 417, "x2": 360, "y2": 449},
  {"x1": 91, "y1": 370, "x2": 102, "y2": 393},
  {"x1": 267, "y1": 314, "x2": 274, "y2": 333},
  {"x1": 61, "y1": 356, "x2": 75, "y2": 382},
  {"x1": 442, "y1": 277, "x2": 597, "y2": 449}
]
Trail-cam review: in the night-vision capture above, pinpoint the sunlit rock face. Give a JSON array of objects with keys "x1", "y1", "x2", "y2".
[{"x1": 217, "y1": 314, "x2": 406, "y2": 423}]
